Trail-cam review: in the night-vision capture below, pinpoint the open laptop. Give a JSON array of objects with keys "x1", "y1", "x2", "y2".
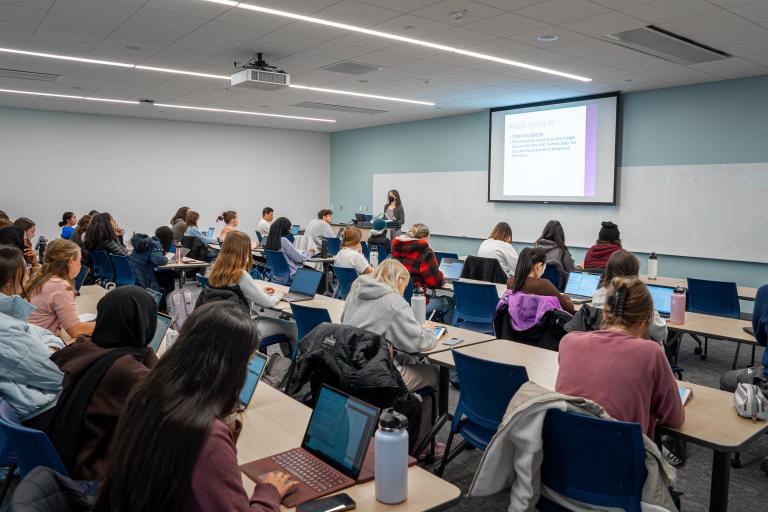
[
  {"x1": 563, "y1": 271, "x2": 601, "y2": 304},
  {"x1": 439, "y1": 257, "x2": 465, "y2": 282},
  {"x1": 241, "y1": 385, "x2": 380, "y2": 508},
  {"x1": 74, "y1": 265, "x2": 90, "y2": 295},
  {"x1": 282, "y1": 268, "x2": 323, "y2": 303},
  {"x1": 150, "y1": 313, "x2": 172, "y2": 352},
  {"x1": 206, "y1": 227, "x2": 215, "y2": 240},
  {"x1": 647, "y1": 284, "x2": 675, "y2": 318},
  {"x1": 239, "y1": 352, "x2": 268, "y2": 408},
  {"x1": 291, "y1": 225, "x2": 301, "y2": 236}
]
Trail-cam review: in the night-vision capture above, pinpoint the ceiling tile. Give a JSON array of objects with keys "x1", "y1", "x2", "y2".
[
  {"x1": 370, "y1": 14, "x2": 453, "y2": 37},
  {"x1": 408, "y1": 0, "x2": 504, "y2": 25},
  {"x1": 354, "y1": 0, "x2": 441, "y2": 14},
  {"x1": 548, "y1": 37, "x2": 621, "y2": 57},
  {"x1": 352, "y1": 50, "x2": 418, "y2": 66},
  {"x1": 515, "y1": 0, "x2": 610, "y2": 25},
  {"x1": 700, "y1": 24, "x2": 768, "y2": 49},
  {"x1": 428, "y1": 26, "x2": 498, "y2": 46},
  {"x1": 143, "y1": 0, "x2": 235, "y2": 18},
  {"x1": 621, "y1": 0, "x2": 720, "y2": 23},
  {"x1": 120, "y1": 8, "x2": 210, "y2": 34},
  {"x1": 470, "y1": 0, "x2": 546, "y2": 10},
  {"x1": 0, "y1": 3, "x2": 49, "y2": 26},
  {"x1": 589, "y1": 0, "x2": 657, "y2": 7},
  {"x1": 561, "y1": 11, "x2": 646, "y2": 36},
  {"x1": 509, "y1": 27, "x2": 589, "y2": 48},
  {"x1": 312, "y1": 1, "x2": 401, "y2": 27},
  {"x1": 689, "y1": 56, "x2": 768, "y2": 78},
  {"x1": 245, "y1": 31, "x2": 327, "y2": 58},
  {"x1": 303, "y1": 40, "x2": 372, "y2": 60},
  {"x1": 0, "y1": 0, "x2": 54, "y2": 8},
  {"x1": 39, "y1": 12, "x2": 123, "y2": 38},
  {"x1": 111, "y1": 25, "x2": 187, "y2": 47},
  {"x1": 658, "y1": 10, "x2": 752, "y2": 37},
  {"x1": 464, "y1": 12, "x2": 548, "y2": 37},
  {"x1": 730, "y1": 1, "x2": 768, "y2": 23}
]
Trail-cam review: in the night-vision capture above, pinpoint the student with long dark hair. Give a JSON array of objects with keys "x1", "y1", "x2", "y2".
[
  {"x1": 264, "y1": 217, "x2": 314, "y2": 278},
  {"x1": 13, "y1": 217, "x2": 36, "y2": 243},
  {"x1": 83, "y1": 212, "x2": 128, "y2": 256},
  {"x1": 508, "y1": 247, "x2": 574, "y2": 314},
  {"x1": 92, "y1": 302, "x2": 296, "y2": 512},
  {"x1": 170, "y1": 206, "x2": 190, "y2": 244},
  {"x1": 534, "y1": 220, "x2": 575, "y2": 281},
  {"x1": 0, "y1": 225, "x2": 37, "y2": 269},
  {"x1": 477, "y1": 222, "x2": 518, "y2": 275},
  {"x1": 58, "y1": 212, "x2": 77, "y2": 240},
  {"x1": 70, "y1": 214, "x2": 91, "y2": 247}
]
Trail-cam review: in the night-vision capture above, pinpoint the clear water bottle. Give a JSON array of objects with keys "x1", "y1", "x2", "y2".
[
  {"x1": 647, "y1": 252, "x2": 658, "y2": 280},
  {"x1": 375, "y1": 408, "x2": 409, "y2": 504},
  {"x1": 670, "y1": 287, "x2": 686, "y2": 325},
  {"x1": 411, "y1": 286, "x2": 426, "y2": 322},
  {"x1": 370, "y1": 248, "x2": 378, "y2": 268}
]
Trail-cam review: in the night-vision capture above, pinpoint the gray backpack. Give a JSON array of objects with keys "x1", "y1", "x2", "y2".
[
  {"x1": 167, "y1": 288, "x2": 194, "y2": 329},
  {"x1": 734, "y1": 383, "x2": 768, "y2": 422}
]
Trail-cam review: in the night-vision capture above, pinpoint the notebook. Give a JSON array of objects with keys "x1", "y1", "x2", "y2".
[
  {"x1": 150, "y1": 313, "x2": 172, "y2": 352},
  {"x1": 241, "y1": 385, "x2": 380, "y2": 508},
  {"x1": 438, "y1": 257, "x2": 464, "y2": 282},
  {"x1": 563, "y1": 272, "x2": 601, "y2": 303},
  {"x1": 647, "y1": 284, "x2": 675, "y2": 318},
  {"x1": 282, "y1": 268, "x2": 323, "y2": 303},
  {"x1": 239, "y1": 352, "x2": 268, "y2": 408}
]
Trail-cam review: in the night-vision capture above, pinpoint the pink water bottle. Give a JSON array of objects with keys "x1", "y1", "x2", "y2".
[{"x1": 669, "y1": 287, "x2": 686, "y2": 325}]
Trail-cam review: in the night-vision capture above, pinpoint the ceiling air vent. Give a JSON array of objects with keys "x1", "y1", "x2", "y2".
[
  {"x1": 321, "y1": 61, "x2": 383, "y2": 75},
  {"x1": 601, "y1": 26, "x2": 730, "y2": 65},
  {"x1": 294, "y1": 101, "x2": 386, "y2": 115},
  {"x1": 0, "y1": 68, "x2": 61, "y2": 82}
]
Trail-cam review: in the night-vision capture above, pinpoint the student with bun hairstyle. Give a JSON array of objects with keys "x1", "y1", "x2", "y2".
[
  {"x1": 508, "y1": 247, "x2": 575, "y2": 314},
  {"x1": 218, "y1": 210, "x2": 238, "y2": 241},
  {"x1": 556, "y1": 276, "x2": 684, "y2": 438},
  {"x1": 477, "y1": 222, "x2": 518, "y2": 276},
  {"x1": 582, "y1": 221, "x2": 622, "y2": 270},
  {"x1": 59, "y1": 212, "x2": 77, "y2": 240},
  {"x1": 334, "y1": 227, "x2": 373, "y2": 275}
]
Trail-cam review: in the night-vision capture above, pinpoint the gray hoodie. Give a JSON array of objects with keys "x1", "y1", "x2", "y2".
[
  {"x1": 535, "y1": 238, "x2": 576, "y2": 273},
  {"x1": 341, "y1": 276, "x2": 437, "y2": 354}
]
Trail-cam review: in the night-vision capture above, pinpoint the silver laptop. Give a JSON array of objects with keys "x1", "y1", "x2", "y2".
[
  {"x1": 438, "y1": 258, "x2": 464, "y2": 282},
  {"x1": 282, "y1": 268, "x2": 324, "y2": 303},
  {"x1": 563, "y1": 272, "x2": 601, "y2": 304},
  {"x1": 150, "y1": 313, "x2": 172, "y2": 352},
  {"x1": 647, "y1": 284, "x2": 675, "y2": 318}
]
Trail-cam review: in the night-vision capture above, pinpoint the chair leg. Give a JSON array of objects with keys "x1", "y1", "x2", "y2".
[
  {"x1": 435, "y1": 432, "x2": 468, "y2": 478},
  {"x1": 750, "y1": 344, "x2": 756, "y2": 367},
  {"x1": 732, "y1": 342, "x2": 742, "y2": 371},
  {"x1": 703, "y1": 337, "x2": 709, "y2": 360},
  {"x1": 0, "y1": 462, "x2": 17, "y2": 505}
]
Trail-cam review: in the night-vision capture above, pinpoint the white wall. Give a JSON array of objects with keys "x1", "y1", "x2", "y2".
[{"x1": 0, "y1": 107, "x2": 330, "y2": 242}]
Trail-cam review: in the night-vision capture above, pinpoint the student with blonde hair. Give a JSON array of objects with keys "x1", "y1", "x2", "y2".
[
  {"x1": 26, "y1": 239, "x2": 95, "y2": 338},
  {"x1": 342, "y1": 259, "x2": 438, "y2": 391},
  {"x1": 334, "y1": 227, "x2": 373, "y2": 275}
]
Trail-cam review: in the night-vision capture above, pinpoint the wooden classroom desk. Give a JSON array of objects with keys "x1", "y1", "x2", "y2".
[
  {"x1": 639, "y1": 275, "x2": 757, "y2": 301},
  {"x1": 158, "y1": 258, "x2": 209, "y2": 289},
  {"x1": 442, "y1": 278, "x2": 507, "y2": 297},
  {"x1": 237, "y1": 384, "x2": 461, "y2": 511},
  {"x1": 667, "y1": 312, "x2": 755, "y2": 345},
  {"x1": 75, "y1": 285, "x2": 107, "y2": 316}
]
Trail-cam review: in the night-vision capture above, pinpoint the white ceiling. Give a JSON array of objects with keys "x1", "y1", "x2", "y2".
[{"x1": 1, "y1": 0, "x2": 767, "y2": 132}]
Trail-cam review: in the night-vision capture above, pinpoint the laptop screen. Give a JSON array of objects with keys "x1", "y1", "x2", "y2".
[
  {"x1": 75, "y1": 266, "x2": 90, "y2": 292},
  {"x1": 239, "y1": 352, "x2": 268, "y2": 408},
  {"x1": 564, "y1": 272, "x2": 601, "y2": 297},
  {"x1": 150, "y1": 313, "x2": 171, "y2": 352},
  {"x1": 647, "y1": 285, "x2": 674, "y2": 315},
  {"x1": 289, "y1": 268, "x2": 323, "y2": 296},
  {"x1": 291, "y1": 225, "x2": 300, "y2": 235},
  {"x1": 206, "y1": 227, "x2": 215, "y2": 239},
  {"x1": 438, "y1": 258, "x2": 464, "y2": 281},
  {"x1": 302, "y1": 386, "x2": 380, "y2": 479}
]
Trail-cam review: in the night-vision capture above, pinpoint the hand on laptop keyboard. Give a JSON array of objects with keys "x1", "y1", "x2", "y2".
[{"x1": 256, "y1": 470, "x2": 299, "y2": 498}]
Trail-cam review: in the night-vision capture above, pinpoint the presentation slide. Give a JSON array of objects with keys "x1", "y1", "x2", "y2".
[{"x1": 488, "y1": 93, "x2": 618, "y2": 204}]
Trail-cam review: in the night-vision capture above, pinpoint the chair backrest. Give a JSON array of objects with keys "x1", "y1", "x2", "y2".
[
  {"x1": 332, "y1": 265, "x2": 359, "y2": 300},
  {"x1": 285, "y1": 233, "x2": 295, "y2": 243},
  {"x1": 263, "y1": 250, "x2": 291, "y2": 284},
  {"x1": 290, "y1": 303, "x2": 332, "y2": 342},
  {"x1": 453, "y1": 351, "x2": 528, "y2": 430},
  {"x1": 452, "y1": 280, "x2": 499, "y2": 323},
  {"x1": 324, "y1": 237, "x2": 341, "y2": 256},
  {"x1": 196, "y1": 273, "x2": 209, "y2": 288},
  {"x1": 461, "y1": 255, "x2": 507, "y2": 284},
  {"x1": 360, "y1": 241, "x2": 371, "y2": 261},
  {"x1": 541, "y1": 264, "x2": 562, "y2": 291},
  {"x1": 434, "y1": 251, "x2": 459, "y2": 266},
  {"x1": 686, "y1": 278, "x2": 740, "y2": 319},
  {"x1": 0, "y1": 400, "x2": 69, "y2": 478},
  {"x1": 90, "y1": 250, "x2": 115, "y2": 283},
  {"x1": 540, "y1": 409, "x2": 646, "y2": 512},
  {"x1": 110, "y1": 254, "x2": 136, "y2": 286},
  {"x1": 403, "y1": 279, "x2": 414, "y2": 304},
  {"x1": 375, "y1": 244, "x2": 389, "y2": 262},
  {"x1": 74, "y1": 264, "x2": 90, "y2": 291}
]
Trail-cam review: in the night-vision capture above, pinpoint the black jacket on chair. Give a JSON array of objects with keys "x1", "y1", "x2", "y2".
[
  {"x1": 195, "y1": 285, "x2": 249, "y2": 311},
  {"x1": 181, "y1": 235, "x2": 211, "y2": 262},
  {"x1": 461, "y1": 255, "x2": 508, "y2": 284},
  {"x1": 9, "y1": 467, "x2": 94, "y2": 512},
  {"x1": 493, "y1": 303, "x2": 571, "y2": 351}
]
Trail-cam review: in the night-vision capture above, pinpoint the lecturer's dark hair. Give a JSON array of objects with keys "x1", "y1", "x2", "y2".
[
  {"x1": 537, "y1": 220, "x2": 567, "y2": 252},
  {"x1": 91, "y1": 302, "x2": 259, "y2": 512},
  {"x1": 387, "y1": 190, "x2": 402, "y2": 207},
  {"x1": 511, "y1": 247, "x2": 547, "y2": 293}
]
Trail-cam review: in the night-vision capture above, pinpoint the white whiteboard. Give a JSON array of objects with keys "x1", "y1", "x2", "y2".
[{"x1": 373, "y1": 163, "x2": 768, "y2": 264}]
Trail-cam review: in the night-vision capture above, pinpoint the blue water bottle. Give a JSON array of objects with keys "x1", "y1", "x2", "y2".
[{"x1": 375, "y1": 408, "x2": 409, "y2": 504}]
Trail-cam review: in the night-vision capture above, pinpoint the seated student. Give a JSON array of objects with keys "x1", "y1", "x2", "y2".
[
  {"x1": 257, "y1": 207, "x2": 274, "y2": 238},
  {"x1": 83, "y1": 212, "x2": 128, "y2": 257},
  {"x1": 507, "y1": 248, "x2": 575, "y2": 314},
  {"x1": 91, "y1": 302, "x2": 295, "y2": 512},
  {"x1": 0, "y1": 225, "x2": 39, "y2": 271},
  {"x1": 184, "y1": 210, "x2": 212, "y2": 245},
  {"x1": 720, "y1": 283, "x2": 768, "y2": 393},
  {"x1": 556, "y1": 276, "x2": 684, "y2": 438},
  {"x1": 391, "y1": 223, "x2": 454, "y2": 323},
  {"x1": 26, "y1": 239, "x2": 95, "y2": 338},
  {"x1": 342, "y1": 259, "x2": 438, "y2": 391},
  {"x1": 0, "y1": 210, "x2": 10, "y2": 226},
  {"x1": 264, "y1": 217, "x2": 314, "y2": 278},
  {"x1": 582, "y1": 221, "x2": 622, "y2": 270},
  {"x1": 170, "y1": 206, "x2": 190, "y2": 244},
  {"x1": 151, "y1": 227, "x2": 178, "y2": 311},
  {"x1": 334, "y1": 228, "x2": 373, "y2": 275},
  {"x1": 591, "y1": 250, "x2": 667, "y2": 344},
  {"x1": 69, "y1": 214, "x2": 91, "y2": 247},
  {"x1": 218, "y1": 210, "x2": 238, "y2": 241},
  {"x1": 304, "y1": 209, "x2": 335, "y2": 247},
  {"x1": 13, "y1": 217, "x2": 36, "y2": 244},
  {"x1": 0, "y1": 245, "x2": 64, "y2": 421},
  {"x1": 207, "y1": 231, "x2": 297, "y2": 351},
  {"x1": 58, "y1": 212, "x2": 77, "y2": 240},
  {"x1": 534, "y1": 220, "x2": 575, "y2": 283},
  {"x1": 29, "y1": 286, "x2": 160, "y2": 481},
  {"x1": 477, "y1": 222, "x2": 519, "y2": 276},
  {"x1": 367, "y1": 217, "x2": 391, "y2": 253},
  {"x1": 129, "y1": 232, "x2": 169, "y2": 291}
]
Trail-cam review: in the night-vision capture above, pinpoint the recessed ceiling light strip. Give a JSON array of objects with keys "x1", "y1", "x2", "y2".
[
  {"x1": 205, "y1": 1, "x2": 591, "y2": 82},
  {"x1": 0, "y1": 47, "x2": 434, "y2": 105},
  {"x1": 0, "y1": 88, "x2": 335, "y2": 122}
]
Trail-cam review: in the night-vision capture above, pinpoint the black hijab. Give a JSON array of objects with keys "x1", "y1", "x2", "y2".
[
  {"x1": 154, "y1": 226, "x2": 173, "y2": 252},
  {"x1": 91, "y1": 286, "x2": 157, "y2": 348},
  {"x1": 0, "y1": 226, "x2": 25, "y2": 251},
  {"x1": 265, "y1": 216, "x2": 292, "y2": 251}
]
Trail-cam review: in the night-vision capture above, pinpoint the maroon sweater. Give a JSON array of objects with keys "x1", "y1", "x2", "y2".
[
  {"x1": 182, "y1": 420, "x2": 281, "y2": 512},
  {"x1": 583, "y1": 243, "x2": 621, "y2": 269},
  {"x1": 556, "y1": 330, "x2": 684, "y2": 438}
]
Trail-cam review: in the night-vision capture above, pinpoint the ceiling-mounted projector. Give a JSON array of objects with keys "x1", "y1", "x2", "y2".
[{"x1": 231, "y1": 52, "x2": 289, "y2": 90}]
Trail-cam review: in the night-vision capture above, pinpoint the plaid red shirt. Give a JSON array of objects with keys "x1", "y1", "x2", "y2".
[{"x1": 391, "y1": 237, "x2": 444, "y2": 291}]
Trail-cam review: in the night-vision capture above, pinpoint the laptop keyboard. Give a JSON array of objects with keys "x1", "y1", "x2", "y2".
[{"x1": 271, "y1": 448, "x2": 348, "y2": 492}]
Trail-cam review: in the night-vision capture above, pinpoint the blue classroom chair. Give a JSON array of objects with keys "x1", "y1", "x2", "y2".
[
  {"x1": 90, "y1": 250, "x2": 115, "y2": 285},
  {"x1": 286, "y1": 304, "x2": 332, "y2": 391},
  {"x1": 196, "y1": 273, "x2": 208, "y2": 288},
  {"x1": 376, "y1": 244, "x2": 389, "y2": 262},
  {"x1": 435, "y1": 351, "x2": 528, "y2": 476},
  {"x1": 332, "y1": 265, "x2": 358, "y2": 300},
  {"x1": 537, "y1": 410, "x2": 646, "y2": 512},
  {"x1": 403, "y1": 279, "x2": 414, "y2": 304},
  {"x1": 324, "y1": 237, "x2": 341, "y2": 257},
  {"x1": 263, "y1": 250, "x2": 292, "y2": 285},
  {"x1": 541, "y1": 264, "x2": 563, "y2": 291},
  {"x1": 360, "y1": 241, "x2": 371, "y2": 261},
  {"x1": 110, "y1": 254, "x2": 136, "y2": 286},
  {"x1": 451, "y1": 280, "x2": 499, "y2": 334}
]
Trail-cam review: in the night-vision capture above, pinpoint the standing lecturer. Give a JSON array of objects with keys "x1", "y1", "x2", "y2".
[{"x1": 384, "y1": 189, "x2": 405, "y2": 238}]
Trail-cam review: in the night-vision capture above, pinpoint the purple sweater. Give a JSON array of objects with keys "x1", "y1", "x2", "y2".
[{"x1": 182, "y1": 420, "x2": 281, "y2": 512}]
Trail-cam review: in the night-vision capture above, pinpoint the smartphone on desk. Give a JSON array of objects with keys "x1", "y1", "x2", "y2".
[
  {"x1": 442, "y1": 337, "x2": 463, "y2": 347},
  {"x1": 296, "y1": 493, "x2": 356, "y2": 512},
  {"x1": 433, "y1": 326, "x2": 447, "y2": 340}
]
